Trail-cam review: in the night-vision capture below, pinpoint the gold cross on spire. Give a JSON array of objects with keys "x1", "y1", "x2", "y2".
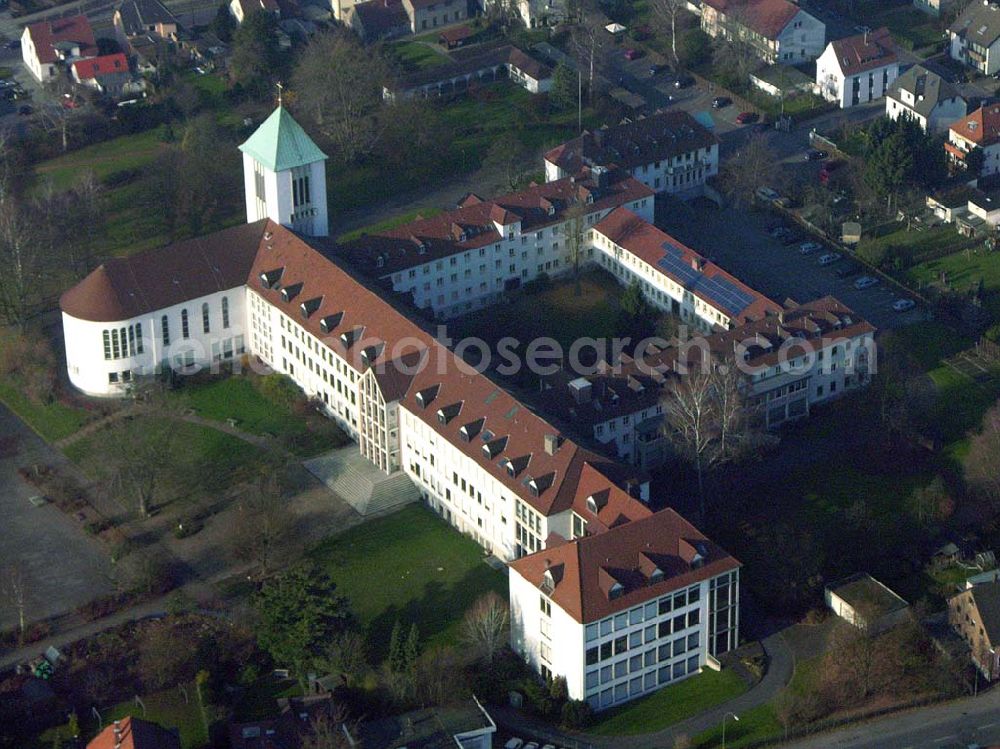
[{"x1": 276, "y1": 81, "x2": 283, "y2": 107}]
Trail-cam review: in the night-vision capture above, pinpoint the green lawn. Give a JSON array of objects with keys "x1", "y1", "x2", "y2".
[
  {"x1": 176, "y1": 375, "x2": 348, "y2": 457},
  {"x1": 587, "y1": 668, "x2": 748, "y2": 736},
  {"x1": 34, "y1": 127, "x2": 169, "y2": 191},
  {"x1": 0, "y1": 378, "x2": 91, "y2": 442},
  {"x1": 693, "y1": 703, "x2": 782, "y2": 748},
  {"x1": 908, "y1": 246, "x2": 1000, "y2": 296},
  {"x1": 390, "y1": 40, "x2": 451, "y2": 71},
  {"x1": 309, "y1": 504, "x2": 506, "y2": 659},
  {"x1": 338, "y1": 207, "x2": 444, "y2": 243},
  {"x1": 859, "y1": 223, "x2": 971, "y2": 267},
  {"x1": 927, "y1": 362, "x2": 1000, "y2": 446},
  {"x1": 65, "y1": 415, "x2": 265, "y2": 508}
]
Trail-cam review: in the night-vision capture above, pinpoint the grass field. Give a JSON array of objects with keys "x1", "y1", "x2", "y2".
[
  {"x1": 338, "y1": 207, "x2": 445, "y2": 243},
  {"x1": 64, "y1": 415, "x2": 265, "y2": 509},
  {"x1": 0, "y1": 378, "x2": 91, "y2": 442},
  {"x1": 693, "y1": 703, "x2": 782, "y2": 748},
  {"x1": 586, "y1": 668, "x2": 748, "y2": 736},
  {"x1": 390, "y1": 40, "x2": 451, "y2": 71},
  {"x1": 860, "y1": 223, "x2": 972, "y2": 267},
  {"x1": 34, "y1": 127, "x2": 169, "y2": 191},
  {"x1": 309, "y1": 504, "x2": 506, "y2": 660},
  {"x1": 103, "y1": 682, "x2": 210, "y2": 749},
  {"x1": 909, "y1": 245, "x2": 1000, "y2": 300}
]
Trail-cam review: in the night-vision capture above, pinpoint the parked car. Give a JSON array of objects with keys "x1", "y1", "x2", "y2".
[
  {"x1": 836, "y1": 262, "x2": 861, "y2": 278},
  {"x1": 504, "y1": 740, "x2": 524, "y2": 749},
  {"x1": 523, "y1": 743, "x2": 539, "y2": 749},
  {"x1": 768, "y1": 224, "x2": 790, "y2": 238},
  {"x1": 712, "y1": 96, "x2": 731, "y2": 108},
  {"x1": 624, "y1": 48, "x2": 642, "y2": 60},
  {"x1": 17, "y1": 104, "x2": 31, "y2": 116},
  {"x1": 799, "y1": 241, "x2": 822, "y2": 254},
  {"x1": 854, "y1": 276, "x2": 878, "y2": 289},
  {"x1": 674, "y1": 74, "x2": 694, "y2": 88},
  {"x1": 649, "y1": 63, "x2": 669, "y2": 75},
  {"x1": 818, "y1": 252, "x2": 841, "y2": 265},
  {"x1": 892, "y1": 298, "x2": 916, "y2": 312},
  {"x1": 736, "y1": 111, "x2": 759, "y2": 124},
  {"x1": 757, "y1": 186, "x2": 780, "y2": 203},
  {"x1": 805, "y1": 148, "x2": 828, "y2": 161}
]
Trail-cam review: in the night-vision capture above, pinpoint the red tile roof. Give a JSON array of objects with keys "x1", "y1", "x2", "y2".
[
  {"x1": 594, "y1": 208, "x2": 780, "y2": 324},
  {"x1": 87, "y1": 717, "x2": 180, "y2": 749},
  {"x1": 71, "y1": 52, "x2": 129, "y2": 79},
  {"x1": 702, "y1": 0, "x2": 801, "y2": 40},
  {"x1": 828, "y1": 27, "x2": 896, "y2": 77},
  {"x1": 25, "y1": 15, "x2": 97, "y2": 64},
  {"x1": 510, "y1": 508, "x2": 739, "y2": 623},
  {"x1": 343, "y1": 171, "x2": 653, "y2": 275},
  {"x1": 950, "y1": 104, "x2": 1000, "y2": 146},
  {"x1": 60, "y1": 221, "x2": 267, "y2": 323}
]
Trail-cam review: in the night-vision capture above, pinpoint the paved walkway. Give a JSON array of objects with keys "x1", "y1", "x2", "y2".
[{"x1": 491, "y1": 630, "x2": 794, "y2": 748}]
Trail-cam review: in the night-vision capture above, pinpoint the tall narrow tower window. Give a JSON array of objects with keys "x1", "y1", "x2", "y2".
[
  {"x1": 161, "y1": 315, "x2": 170, "y2": 346},
  {"x1": 202, "y1": 302, "x2": 210, "y2": 334},
  {"x1": 181, "y1": 309, "x2": 190, "y2": 339},
  {"x1": 222, "y1": 297, "x2": 230, "y2": 329}
]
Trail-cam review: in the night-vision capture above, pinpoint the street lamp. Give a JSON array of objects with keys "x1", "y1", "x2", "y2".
[{"x1": 722, "y1": 712, "x2": 740, "y2": 749}]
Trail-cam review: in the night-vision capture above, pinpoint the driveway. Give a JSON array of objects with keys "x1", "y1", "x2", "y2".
[
  {"x1": 658, "y1": 198, "x2": 924, "y2": 333},
  {"x1": 0, "y1": 402, "x2": 112, "y2": 631}
]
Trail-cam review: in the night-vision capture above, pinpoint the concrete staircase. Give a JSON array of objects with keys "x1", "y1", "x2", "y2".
[{"x1": 305, "y1": 446, "x2": 418, "y2": 517}]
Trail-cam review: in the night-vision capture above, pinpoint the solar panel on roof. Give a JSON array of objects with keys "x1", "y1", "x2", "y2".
[{"x1": 656, "y1": 241, "x2": 754, "y2": 317}]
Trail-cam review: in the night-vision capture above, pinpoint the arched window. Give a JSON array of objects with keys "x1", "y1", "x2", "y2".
[
  {"x1": 111, "y1": 329, "x2": 120, "y2": 359},
  {"x1": 181, "y1": 309, "x2": 189, "y2": 339},
  {"x1": 134, "y1": 323, "x2": 143, "y2": 354},
  {"x1": 202, "y1": 303, "x2": 210, "y2": 334},
  {"x1": 161, "y1": 315, "x2": 170, "y2": 346},
  {"x1": 222, "y1": 297, "x2": 230, "y2": 329}
]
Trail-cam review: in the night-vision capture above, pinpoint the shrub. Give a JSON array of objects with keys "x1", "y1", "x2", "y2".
[{"x1": 561, "y1": 699, "x2": 593, "y2": 728}]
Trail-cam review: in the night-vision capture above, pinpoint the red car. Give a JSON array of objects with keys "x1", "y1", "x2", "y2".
[
  {"x1": 735, "y1": 111, "x2": 759, "y2": 124},
  {"x1": 624, "y1": 48, "x2": 642, "y2": 60}
]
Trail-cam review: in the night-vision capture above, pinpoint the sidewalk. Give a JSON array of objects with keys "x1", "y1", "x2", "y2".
[{"x1": 491, "y1": 630, "x2": 794, "y2": 748}]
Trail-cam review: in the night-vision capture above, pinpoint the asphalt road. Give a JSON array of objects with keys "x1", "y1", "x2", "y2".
[{"x1": 786, "y1": 689, "x2": 1000, "y2": 749}]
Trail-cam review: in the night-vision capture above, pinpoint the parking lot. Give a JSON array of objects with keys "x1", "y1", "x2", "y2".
[{"x1": 658, "y1": 198, "x2": 925, "y2": 333}]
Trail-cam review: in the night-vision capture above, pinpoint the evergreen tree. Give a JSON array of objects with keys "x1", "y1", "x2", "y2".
[
  {"x1": 404, "y1": 623, "x2": 420, "y2": 677},
  {"x1": 229, "y1": 10, "x2": 281, "y2": 98},
  {"x1": 550, "y1": 62, "x2": 578, "y2": 112},
  {"x1": 387, "y1": 620, "x2": 405, "y2": 675}
]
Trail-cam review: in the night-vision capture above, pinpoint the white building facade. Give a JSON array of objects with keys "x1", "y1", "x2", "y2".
[
  {"x1": 815, "y1": 28, "x2": 898, "y2": 109},
  {"x1": 886, "y1": 65, "x2": 967, "y2": 134}
]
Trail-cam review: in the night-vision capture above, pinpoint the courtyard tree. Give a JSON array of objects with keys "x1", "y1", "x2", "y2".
[
  {"x1": 680, "y1": 28, "x2": 712, "y2": 68},
  {"x1": 550, "y1": 62, "x2": 579, "y2": 112},
  {"x1": 229, "y1": 10, "x2": 281, "y2": 97},
  {"x1": 617, "y1": 280, "x2": 656, "y2": 345},
  {"x1": 229, "y1": 472, "x2": 296, "y2": 576},
  {"x1": 291, "y1": 32, "x2": 390, "y2": 164},
  {"x1": 104, "y1": 407, "x2": 178, "y2": 518},
  {"x1": 562, "y1": 202, "x2": 589, "y2": 296},
  {"x1": 461, "y1": 591, "x2": 509, "y2": 664},
  {"x1": 720, "y1": 133, "x2": 778, "y2": 207},
  {"x1": 384, "y1": 620, "x2": 420, "y2": 703},
  {"x1": 481, "y1": 131, "x2": 532, "y2": 192},
  {"x1": 651, "y1": 0, "x2": 687, "y2": 63},
  {"x1": 253, "y1": 564, "x2": 353, "y2": 686},
  {"x1": 315, "y1": 630, "x2": 368, "y2": 686}
]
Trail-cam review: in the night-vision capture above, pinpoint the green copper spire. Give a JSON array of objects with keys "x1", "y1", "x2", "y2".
[{"x1": 238, "y1": 106, "x2": 327, "y2": 173}]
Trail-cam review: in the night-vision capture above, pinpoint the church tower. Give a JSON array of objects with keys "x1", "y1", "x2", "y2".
[{"x1": 238, "y1": 105, "x2": 329, "y2": 237}]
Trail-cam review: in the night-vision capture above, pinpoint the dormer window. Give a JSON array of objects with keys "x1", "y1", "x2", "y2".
[
  {"x1": 608, "y1": 582, "x2": 624, "y2": 600},
  {"x1": 459, "y1": 418, "x2": 483, "y2": 442},
  {"x1": 548, "y1": 205, "x2": 555, "y2": 215},
  {"x1": 436, "y1": 401, "x2": 462, "y2": 425},
  {"x1": 415, "y1": 384, "x2": 440, "y2": 408},
  {"x1": 360, "y1": 343, "x2": 384, "y2": 366},
  {"x1": 281, "y1": 282, "x2": 303, "y2": 302},
  {"x1": 340, "y1": 326, "x2": 364, "y2": 348},
  {"x1": 649, "y1": 568, "x2": 665, "y2": 583},
  {"x1": 299, "y1": 297, "x2": 322, "y2": 318},
  {"x1": 319, "y1": 313, "x2": 343, "y2": 334},
  {"x1": 502, "y1": 458, "x2": 516, "y2": 478},
  {"x1": 483, "y1": 435, "x2": 507, "y2": 459},
  {"x1": 260, "y1": 268, "x2": 284, "y2": 289},
  {"x1": 376, "y1": 256, "x2": 385, "y2": 269}
]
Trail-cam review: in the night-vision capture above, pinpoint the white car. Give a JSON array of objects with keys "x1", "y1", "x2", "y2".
[
  {"x1": 504, "y1": 740, "x2": 524, "y2": 749},
  {"x1": 817, "y1": 252, "x2": 840, "y2": 265},
  {"x1": 756, "y1": 186, "x2": 780, "y2": 202},
  {"x1": 799, "y1": 241, "x2": 821, "y2": 254},
  {"x1": 854, "y1": 276, "x2": 878, "y2": 289},
  {"x1": 523, "y1": 743, "x2": 539, "y2": 749},
  {"x1": 892, "y1": 298, "x2": 916, "y2": 312},
  {"x1": 541, "y1": 745, "x2": 557, "y2": 749}
]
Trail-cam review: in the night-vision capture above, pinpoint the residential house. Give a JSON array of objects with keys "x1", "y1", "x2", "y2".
[
  {"x1": 507, "y1": 46, "x2": 553, "y2": 93},
  {"x1": 509, "y1": 507, "x2": 740, "y2": 708},
  {"x1": 345, "y1": 0, "x2": 409, "y2": 40},
  {"x1": 749, "y1": 64, "x2": 816, "y2": 98},
  {"x1": 700, "y1": 0, "x2": 825, "y2": 64},
  {"x1": 343, "y1": 169, "x2": 653, "y2": 320},
  {"x1": 946, "y1": 105, "x2": 1000, "y2": 176},
  {"x1": 825, "y1": 573, "x2": 910, "y2": 634},
  {"x1": 113, "y1": 0, "x2": 179, "y2": 50},
  {"x1": 71, "y1": 53, "x2": 136, "y2": 97},
  {"x1": 401, "y1": 0, "x2": 466, "y2": 33},
  {"x1": 230, "y1": 693, "x2": 337, "y2": 748},
  {"x1": 950, "y1": 1, "x2": 1000, "y2": 76},
  {"x1": 815, "y1": 27, "x2": 898, "y2": 109},
  {"x1": 230, "y1": 0, "x2": 280, "y2": 24},
  {"x1": 20, "y1": 15, "x2": 97, "y2": 83},
  {"x1": 926, "y1": 185, "x2": 976, "y2": 224},
  {"x1": 949, "y1": 580, "x2": 1000, "y2": 679},
  {"x1": 544, "y1": 110, "x2": 721, "y2": 199},
  {"x1": 359, "y1": 699, "x2": 496, "y2": 749},
  {"x1": 87, "y1": 717, "x2": 180, "y2": 749},
  {"x1": 886, "y1": 64, "x2": 967, "y2": 134}
]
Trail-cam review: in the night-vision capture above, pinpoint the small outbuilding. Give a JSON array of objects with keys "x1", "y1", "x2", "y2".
[{"x1": 825, "y1": 573, "x2": 910, "y2": 633}]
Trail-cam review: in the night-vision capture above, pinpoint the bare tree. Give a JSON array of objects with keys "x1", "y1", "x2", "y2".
[
  {"x1": 0, "y1": 190, "x2": 46, "y2": 330},
  {"x1": 966, "y1": 400, "x2": 1000, "y2": 509},
  {"x1": 481, "y1": 132, "x2": 532, "y2": 192},
  {"x1": 570, "y1": 21, "x2": 603, "y2": 106},
  {"x1": 651, "y1": 0, "x2": 686, "y2": 63},
  {"x1": 1, "y1": 565, "x2": 28, "y2": 645},
  {"x1": 461, "y1": 591, "x2": 509, "y2": 664},
  {"x1": 301, "y1": 706, "x2": 359, "y2": 749},
  {"x1": 229, "y1": 473, "x2": 295, "y2": 576},
  {"x1": 315, "y1": 630, "x2": 368, "y2": 686},
  {"x1": 663, "y1": 367, "x2": 718, "y2": 519},
  {"x1": 417, "y1": 646, "x2": 467, "y2": 705},
  {"x1": 562, "y1": 202, "x2": 589, "y2": 296},
  {"x1": 720, "y1": 133, "x2": 779, "y2": 206}
]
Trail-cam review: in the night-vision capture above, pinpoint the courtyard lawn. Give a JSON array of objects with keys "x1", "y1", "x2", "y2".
[
  {"x1": 33, "y1": 127, "x2": 169, "y2": 191},
  {"x1": 64, "y1": 415, "x2": 265, "y2": 508},
  {"x1": 927, "y1": 363, "x2": 1000, "y2": 446},
  {"x1": 389, "y1": 40, "x2": 451, "y2": 71},
  {"x1": 176, "y1": 375, "x2": 349, "y2": 457},
  {"x1": 0, "y1": 378, "x2": 91, "y2": 442},
  {"x1": 586, "y1": 668, "x2": 748, "y2": 736},
  {"x1": 309, "y1": 504, "x2": 506, "y2": 659},
  {"x1": 908, "y1": 245, "x2": 1000, "y2": 302},
  {"x1": 859, "y1": 223, "x2": 972, "y2": 267}
]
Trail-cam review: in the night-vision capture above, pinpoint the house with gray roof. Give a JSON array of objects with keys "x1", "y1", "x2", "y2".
[
  {"x1": 886, "y1": 64, "x2": 967, "y2": 134},
  {"x1": 950, "y1": 1, "x2": 1000, "y2": 76}
]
